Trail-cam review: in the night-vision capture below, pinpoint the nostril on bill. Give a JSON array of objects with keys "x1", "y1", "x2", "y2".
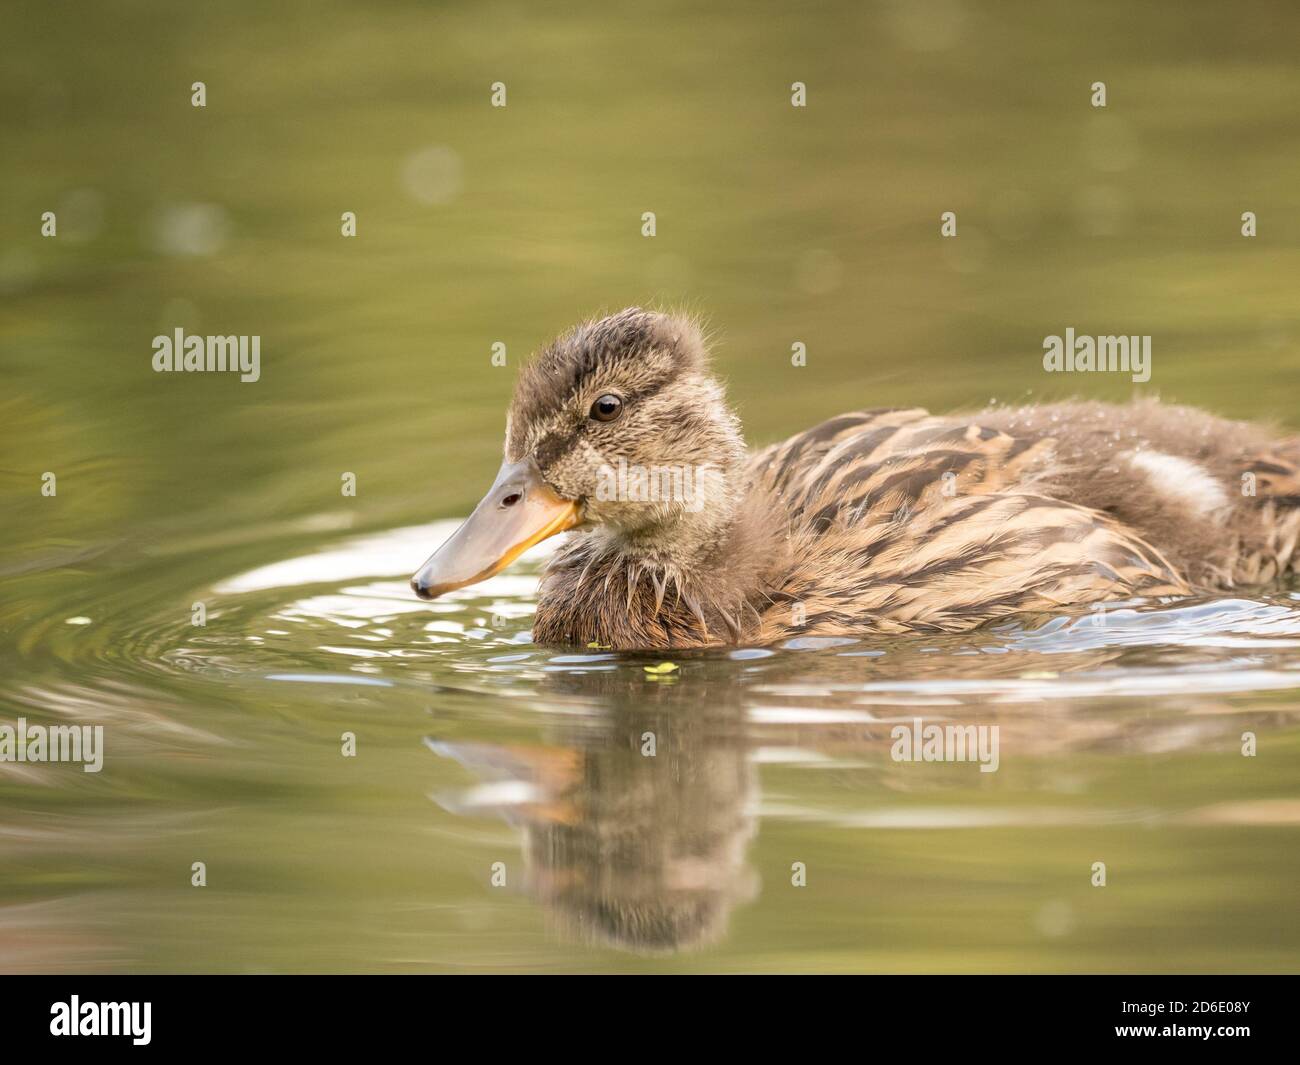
[{"x1": 501, "y1": 492, "x2": 522, "y2": 507}]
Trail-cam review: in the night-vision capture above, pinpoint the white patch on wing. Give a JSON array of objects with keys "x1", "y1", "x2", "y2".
[{"x1": 1128, "y1": 451, "x2": 1229, "y2": 519}]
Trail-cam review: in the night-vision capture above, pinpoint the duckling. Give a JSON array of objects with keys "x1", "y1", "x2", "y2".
[{"x1": 412, "y1": 308, "x2": 1300, "y2": 650}]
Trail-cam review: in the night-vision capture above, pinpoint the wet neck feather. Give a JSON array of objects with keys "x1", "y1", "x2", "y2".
[{"x1": 537, "y1": 503, "x2": 775, "y2": 649}]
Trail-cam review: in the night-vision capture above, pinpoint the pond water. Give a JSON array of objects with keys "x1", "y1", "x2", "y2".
[
  {"x1": 3, "y1": 0, "x2": 1300, "y2": 973},
  {"x1": 4, "y1": 521, "x2": 1300, "y2": 972}
]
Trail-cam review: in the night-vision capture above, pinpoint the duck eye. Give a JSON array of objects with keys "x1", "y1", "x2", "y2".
[{"x1": 590, "y1": 394, "x2": 623, "y2": 422}]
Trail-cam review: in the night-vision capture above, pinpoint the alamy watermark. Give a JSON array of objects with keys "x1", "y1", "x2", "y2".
[
  {"x1": 0, "y1": 717, "x2": 103, "y2": 772},
  {"x1": 890, "y1": 718, "x2": 1000, "y2": 773},
  {"x1": 1042, "y1": 328, "x2": 1150, "y2": 383},
  {"x1": 152, "y1": 327, "x2": 260, "y2": 382},
  {"x1": 594, "y1": 457, "x2": 721, "y2": 513},
  {"x1": 50, "y1": 996, "x2": 150, "y2": 1045}
]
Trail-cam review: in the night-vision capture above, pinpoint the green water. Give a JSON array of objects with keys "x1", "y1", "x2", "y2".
[{"x1": 3, "y1": 0, "x2": 1300, "y2": 972}]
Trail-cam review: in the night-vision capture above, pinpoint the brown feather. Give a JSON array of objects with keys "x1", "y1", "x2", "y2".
[{"x1": 505, "y1": 312, "x2": 1300, "y2": 649}]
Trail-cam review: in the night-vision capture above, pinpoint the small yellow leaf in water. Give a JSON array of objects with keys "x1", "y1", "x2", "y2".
[
  {"x1": 1019, "y1": 670, "x2": 1059, "y2": 680},
  {"x1": 644, "y1": 662, "x2": 679, "y2": 674},
  {"x1": 586, "y1": 641, "x2": 612, "y2": 650}
]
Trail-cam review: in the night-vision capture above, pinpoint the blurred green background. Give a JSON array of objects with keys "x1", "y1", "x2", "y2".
[
  {"x1": 4, "y1": 0, "x2": 1299, "y2": 564},
  {"x1": 3, "y1": 0, "x2": 1300, "y2": 974}
]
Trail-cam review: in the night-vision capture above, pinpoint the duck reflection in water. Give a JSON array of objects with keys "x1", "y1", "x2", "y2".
[
  {"x1": 429, "y1": 667, "x2": 757, "y2": 953},
  {"x1": 425, "y1": 626, "x2": 1297, "y2": 953}
]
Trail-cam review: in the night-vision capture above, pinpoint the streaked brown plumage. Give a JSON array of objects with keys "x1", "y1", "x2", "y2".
[{"x1": 417, "y1": 308, "x2": 1300, "y2": 650}]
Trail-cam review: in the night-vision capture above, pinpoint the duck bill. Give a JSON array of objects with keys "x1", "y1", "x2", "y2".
[{"x1": 411, "y1": 458, "x2": 581, "y2": 600}]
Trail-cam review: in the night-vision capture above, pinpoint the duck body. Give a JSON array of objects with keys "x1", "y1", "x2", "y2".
[
  {"x1": 535, "y1": 400, "x2": 1300, "y2": 649},
  {"x1": 413, "y1": 310, "x2": 1300, "y2": 651}
]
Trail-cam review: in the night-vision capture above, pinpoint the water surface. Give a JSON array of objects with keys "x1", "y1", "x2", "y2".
[
  {"x1": 3, "y1": 0, "x2": 1300, "y2": 972},
  {"x1": 4, "y1": 523, "x2": 1300, "y2": 972}
]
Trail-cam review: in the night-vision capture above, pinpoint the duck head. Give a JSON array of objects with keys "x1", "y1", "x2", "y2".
[{"x1": 411, "y1": 308, "x2": 746, "y2": 600}]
